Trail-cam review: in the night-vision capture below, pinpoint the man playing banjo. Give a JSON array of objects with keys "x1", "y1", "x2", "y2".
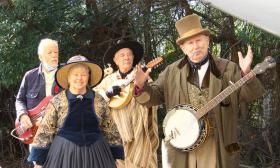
[{"x1": 134, "y1": 14, "x2": 265, "y2": 168}]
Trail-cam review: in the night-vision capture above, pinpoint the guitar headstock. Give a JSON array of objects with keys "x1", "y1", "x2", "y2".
[
  {"x1": 146, "y1": 56, "x2": 164, "y2": 68},
  {"x1": 104, "y1": 63, "x2": 114, "y2": 77},
  {"x1": 253, "y1": 56, "x2": 276, "y2": 75}
]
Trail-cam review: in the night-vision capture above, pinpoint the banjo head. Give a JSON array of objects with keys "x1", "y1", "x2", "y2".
[{"x1": 163, "y1": 105, "x2": 200, "y2": 149}]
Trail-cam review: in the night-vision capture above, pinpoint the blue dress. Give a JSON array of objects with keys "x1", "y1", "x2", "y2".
[{"x1": 29, "y1": 90, "x2": 116, "y2": 168}]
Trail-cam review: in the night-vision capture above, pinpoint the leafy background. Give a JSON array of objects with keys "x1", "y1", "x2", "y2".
[{"x1": 0, "y1": 0, "x2": 279, "y2": 167}]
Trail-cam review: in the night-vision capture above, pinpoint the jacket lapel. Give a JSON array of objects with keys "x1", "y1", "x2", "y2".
[
  {"x1": 179, "y1": 61, "x2": 190, "y2": 103},
  {"x1": 208, "y1": 71, "x2": 222, "y2": 101}
]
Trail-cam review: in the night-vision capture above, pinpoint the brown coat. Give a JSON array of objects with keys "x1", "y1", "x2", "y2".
[{"x1": 136, "y1": 56, "x2": 265, "y2": 168}]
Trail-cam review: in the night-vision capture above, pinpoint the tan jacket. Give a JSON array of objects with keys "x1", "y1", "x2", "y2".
[{"x1": 136, "y1": 56, "x2": 265, "y2": 167}]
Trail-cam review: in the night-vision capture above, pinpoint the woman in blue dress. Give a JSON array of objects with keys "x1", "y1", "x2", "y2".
[{"x1": 28, "y1": 55, "x2": 121, "y2": 168}]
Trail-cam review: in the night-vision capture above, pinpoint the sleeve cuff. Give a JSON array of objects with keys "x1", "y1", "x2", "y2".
[
  {"x1": 110, "y1": 144, "x2": 124, "y2": 160},
  {"x1": 134, "y1": 85, "x2": 144, "y2": 96}
]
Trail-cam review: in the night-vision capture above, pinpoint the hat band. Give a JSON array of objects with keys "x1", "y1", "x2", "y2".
[{"x1": 179, "y1": 28, "x2": 205, "y2": 39}]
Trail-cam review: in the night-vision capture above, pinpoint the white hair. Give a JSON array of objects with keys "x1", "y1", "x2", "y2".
[{"x1": 37, "y1": 38, "x2": 58, "y2": 56}]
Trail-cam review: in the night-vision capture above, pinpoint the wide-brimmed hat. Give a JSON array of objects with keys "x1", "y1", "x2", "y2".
[
  {"x1": 175, "y1": 14, "x2": 210, "y2": 44},
  {"x1": 55, "y1": 55, "x2": 103, "y2": 89},
  {"x1": 103, "y1": 40, "x2": 143, "y2": 70}
]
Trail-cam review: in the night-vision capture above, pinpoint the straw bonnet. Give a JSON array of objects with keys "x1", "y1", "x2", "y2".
[
  {"x1": 55, "y1": 55, "x2": 103, "y2": 89},
  {"x1": 175, "y1": 14, "x2": 210, "y2": 44},
  {"x1": 103, "y1": 40, "x2": 143, "y2": 70}
]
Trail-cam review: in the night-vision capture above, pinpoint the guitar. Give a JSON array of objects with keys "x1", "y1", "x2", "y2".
[
  {"x1": 163, "y1": 56, "x2": 276, "y2": 151},
  {"x1": 108, "y1": 56, "x2": 164, "y2": 109},
  {"x1": 11, "y1": 96, "x2": 53, "y2": 144}
]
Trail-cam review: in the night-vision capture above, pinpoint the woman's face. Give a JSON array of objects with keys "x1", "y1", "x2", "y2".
[{"x1": 68, "y1": 64, "x2": 89, "y2": 94}]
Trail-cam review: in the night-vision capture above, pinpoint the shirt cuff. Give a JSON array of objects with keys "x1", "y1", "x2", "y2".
[
  {"x1": 110, "y1": 144, "x2": 124, "y2": 160},
  {"x1": 134, "y1": 85, "x2": 144, "y2": 96}
]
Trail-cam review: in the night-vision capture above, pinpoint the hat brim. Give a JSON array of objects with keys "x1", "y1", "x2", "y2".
[
  {"x1": 103, "y1": 41, "x2": 143, "y2": 70},
  {"x1": 55, "y1": 61, "x2": 103, "y2": 89},
  {"x1": 176, "y1": 29, "x2": 210, "y2": 44}
]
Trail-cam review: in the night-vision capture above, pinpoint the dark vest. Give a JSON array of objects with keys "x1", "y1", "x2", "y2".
[
  {"x1": 187, "y1": 68, "x2": 216, "y2": 134},
  {"x1": 57, "y1": 90, "x2": 103, "y2": 146}
]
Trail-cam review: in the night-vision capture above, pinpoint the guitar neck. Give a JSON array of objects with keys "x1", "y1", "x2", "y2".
[
  {"x1": 30, "y1": 112, "x2": 43, "y2": 123},
  {"x1": 195, "y1": 71, "x2": 255, "y2": 119},
  {"x1": 119, "y1": 67, "x2": 156, "y2": 87},
  {"x1": 117, "y1": 56, "x2": 164, "y2": 87},
  {"x1": 119, "y1": 76, "x2": 135, "y2": 87}
]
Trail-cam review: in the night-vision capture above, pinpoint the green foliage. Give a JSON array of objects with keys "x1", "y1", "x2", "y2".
[
  {"x1": 0, "y1": 1, "x2": 279, "y2": 167},
  {"x1": 235, "y1": 20, "x2": 280, "y2": 65},
  {"x1": 0, "y1": 0, "x2": 94, "y2": 89}
]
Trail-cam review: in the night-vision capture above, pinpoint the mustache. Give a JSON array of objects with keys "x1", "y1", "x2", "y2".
[{"x1": 191, "y1": 51, "x2": 201, "y2": 56}]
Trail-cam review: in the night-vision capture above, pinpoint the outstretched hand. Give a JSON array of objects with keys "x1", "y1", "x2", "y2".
[
  {"x1": 238, "y1": 45, "x2": 253, "y2": 75},
  {"x1": 134, "y1": 64, "x2": 151, "y2": 89}
]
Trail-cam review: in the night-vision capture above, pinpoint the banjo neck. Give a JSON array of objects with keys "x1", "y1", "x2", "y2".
[
  {"x1": 194, "y1": 71, "x2": 255, "y2": 119},
  {"x1": 194, "y1": 56, "x2": 276, "y2": 119}
]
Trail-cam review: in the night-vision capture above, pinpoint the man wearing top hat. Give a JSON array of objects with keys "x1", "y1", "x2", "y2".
[
  {"x1": 134, "y1": 14, "x2": 265, "y2": 168},
  {"x1": 94, "y1": 40, "x2": 159, "y2": 168}
]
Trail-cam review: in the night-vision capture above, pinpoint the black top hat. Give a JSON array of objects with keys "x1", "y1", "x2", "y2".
[{"x1": 103, "y1": 40, "x2": 144, "y2": 70}]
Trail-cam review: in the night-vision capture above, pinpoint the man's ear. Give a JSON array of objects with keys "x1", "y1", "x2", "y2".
[
  {"x1": 38, "y1": 55, "x2": 42, "y2": 62},
  {"x1": 179, "y1": 43, "x2": 186, "y2": 54},
  {"x1": 179, "y1": 44, "x2": 184, "y2": 50},
  {"x1": 205, "y1": 35, "x2": 210, "y2": 45},
  {"x1": 113, "y1": 56, "x2": 118, "y2": 65},
  {"x1": 113, "y1": 56, "x2": 116, "y2": 63}
]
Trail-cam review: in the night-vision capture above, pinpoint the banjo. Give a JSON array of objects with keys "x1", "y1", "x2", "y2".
[{"x1": 163, "y1": 56, "x2": 276, "y2": 151}]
